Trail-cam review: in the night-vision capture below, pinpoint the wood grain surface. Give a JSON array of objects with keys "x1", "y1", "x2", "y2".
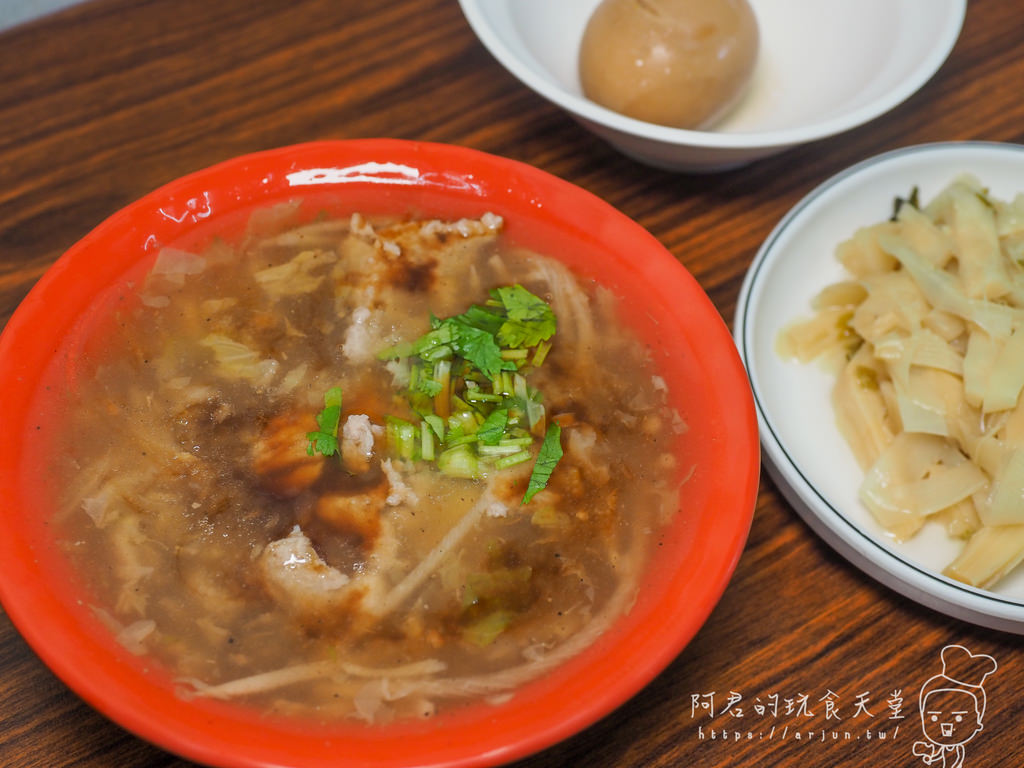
[{"x1": 1, "y1": 1, "x2": 1022, "y2": 766}]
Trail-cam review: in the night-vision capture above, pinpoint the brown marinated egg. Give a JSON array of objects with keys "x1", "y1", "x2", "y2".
[{"x1": 578, "y1": 0, "x2": 759, "y2": 130}]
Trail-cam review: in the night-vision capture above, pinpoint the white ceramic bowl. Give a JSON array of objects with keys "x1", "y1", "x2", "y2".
[
  {"x1": 736, "y1": 141, "x2": 1024, "y2": 634},
  {"x1": 458, "y1": 0, "x2": 966, "y2": 172}
]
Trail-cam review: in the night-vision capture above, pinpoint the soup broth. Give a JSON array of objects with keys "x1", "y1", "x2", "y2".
[{"x1": 53, "y1": 208, "x2": 684, "y2": 722}]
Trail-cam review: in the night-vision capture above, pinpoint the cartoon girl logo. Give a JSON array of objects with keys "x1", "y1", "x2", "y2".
[{"x1": 912, "y1": 644, "x2": 997, "y2": 768}]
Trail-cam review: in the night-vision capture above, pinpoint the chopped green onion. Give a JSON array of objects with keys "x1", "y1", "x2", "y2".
[
  {"x1": 513, "y1": 373, "x2": 545, "y2": 433},
  {"x1": 531, "y1": 340, "x2": 552, "y2": 367},
  {"x1": 420, "y1": 421, "x2": 435, "y2": 461},
  {"x1": 478, "y1": 444, "x2": 527, "y2": 456},
  {"x1": 499, "y1": 436, "x2": 534, "y2": 447},
  {"x1": 419, "y1": 343, "x2": 453, "y2": 363},
  {"x1": 369, "y1": 285, "x2": 564, "y2": 493},
  {"x1": 438, "y1": 444, "x2": 480, "y2": 478},
  {"x1": 450, "y1": 394, "x2": 473, "y2": 412},
  {"x1": 386, "y1": 416, "x2": 418, "y2": 461},
  {"x1": 465, "y1": 390, "x2": 504, "y2": 403},
  {"x1": 433, "y1": 359, "x2": 452, "y2": 419},
  {"x1": 495, "y1": 450, "x2": 533, "y2": 469},
  {"x1": 448, "y1": 408, "x2": 479, "y2": 435}
]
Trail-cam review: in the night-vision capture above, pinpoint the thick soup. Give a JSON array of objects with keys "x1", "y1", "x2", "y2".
[{"x1": 53, "y1": 207, "x2": 684, "y2": 722}]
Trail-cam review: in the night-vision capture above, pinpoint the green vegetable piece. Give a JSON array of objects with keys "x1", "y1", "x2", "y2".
[
  {"x1": 513, "y1": 373, "x2": 545, "y2": 432},
  {"x1": 495, "y1": 450, "x2": 533, "y2": 469},
  {"x1": 370, "y1": 285, "x2": 561, "y2": 476},
  {"x1": 386, "y1": 416, "x2": 418, "y2": 461},
  {"x1": 421, "y1": 413, "x2": 445, "y2": 442},
  {"x1": 437, "y1": 443, "x2": 480, "y2": 478},
  {"x1": 419, "y1": 343, "x2": 453, "y2": 364},
  {"x1": 531, "y1": 506, "x2": 571, "y2": 530},
  {"x1": 376, "y1": 340, "x2": 416, "y2": 361},
  {"x1": 443, "y1": 316, "x2": 515, "y2": 380},
  {"x1": 478, "y1": 444, "x2": 526, "y2": 457},
  {"x1": 462, "y1": 567, "x2": 533, "y2": 611},
  {"x1": 492, "y1": 285, "x2": 557, "y2": 349},
  {"x1": 498, "y1": 436, "x2": 533, "y2": 447},
  {"x1": 305, "y1": 386, "x2": 343, "y2": 456},
  {"x1": 476, "y1": 408, "x2": 509, "y2": 446},
  {"x1": 411, "y1": 323, "x2": 455, "y2": 360},
  {"x1": 462, "y1": 610, "x2": 514, "y2": 647},
  {"x1": 492, "y1": 370, "x2": 516, "y2": 397},
  {"x1": 411, "y1": 362, "x2": 444, "y2": 397},
  {"x1": 460, "y1": 304, "x2": 505, "y2": 336},
  {"x1": 531, "y1": 340, "x2": 552, "y2": 367},
  {"x1": 464, "y1": 388, "x2": 504, "y2": 403},
  {"x1": 420, "y1": 422, "x2": 435, "y2": 461},
  {"x1": 522, "y1": 423, "x2": 562, "y2": 504}
]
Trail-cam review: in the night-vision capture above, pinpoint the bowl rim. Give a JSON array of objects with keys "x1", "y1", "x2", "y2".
[
  {"x1": 0, "y1": 139, "x2": 760, "y2": 767},
  {"x1": 735, "y1": 140, "x2": 1024, "y2": 634},
  {"x1": 457, "y1": 0, "x2": 967, "y2": 150}
]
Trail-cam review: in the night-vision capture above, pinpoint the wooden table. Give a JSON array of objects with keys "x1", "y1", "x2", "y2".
[{"x1": 1, "y1": 1, "x2": 1022, "y2": 766}]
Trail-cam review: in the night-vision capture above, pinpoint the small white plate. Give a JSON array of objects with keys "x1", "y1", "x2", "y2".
[{"x1": 736, "y1": 142, "x2": 1024, "y2": 634}]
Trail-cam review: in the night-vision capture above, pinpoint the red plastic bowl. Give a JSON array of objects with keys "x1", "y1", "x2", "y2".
[{"x1": 0, "y1": 140, "x2": 758, "y2": 768}]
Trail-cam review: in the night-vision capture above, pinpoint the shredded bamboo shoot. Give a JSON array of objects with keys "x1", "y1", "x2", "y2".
[{"x1": 780, "y1": 175, "x2": 1024, "y2": 589}]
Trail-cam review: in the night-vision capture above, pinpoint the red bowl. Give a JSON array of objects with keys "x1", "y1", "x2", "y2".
[{"x1": 0, "y1": 140, "x2": 758, "y2": 768}]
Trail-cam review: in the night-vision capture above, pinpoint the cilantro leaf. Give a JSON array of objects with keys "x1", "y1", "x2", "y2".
[
  {"x1": 306, "y1": 386, "x2": 342, "y2": 456},
  {"x1": 460, "y1": 304, "x2": 505, "y2": 336},
  {"x1": 413, "y1": 371, "x2": 444, "y2": 397},
  {"x1": 522, "y1": 423, "x2": 562, "y2": 504},
  {"x1": 476, "y1": 408, "x2": 509, "y2": 446},
  {"x1": 492, "y1": 285, "x2": 557, "y2": 349},
  {"x1": 368, "y1": 285, "x2": 562, "y2": 481},
  {"x1": 443, "y1": 317, "x2": 516, "y2": 380},
  {"x1": 306, "y1": 431, "x2": 339, "y2": 457}
]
